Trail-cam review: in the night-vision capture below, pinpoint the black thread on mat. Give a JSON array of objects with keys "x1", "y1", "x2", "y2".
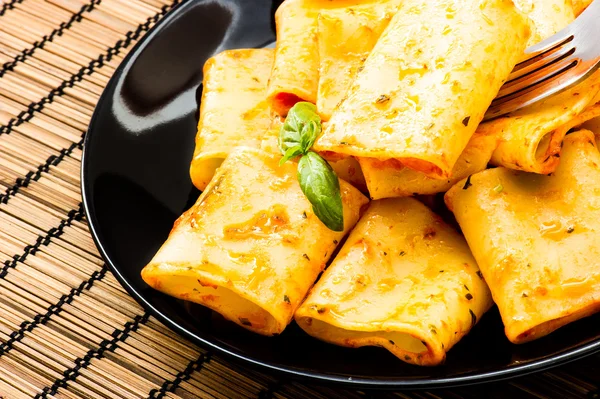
[
  {"x1": 147, "y1": 353, "x2": 211, "y2": 399},
  {"x1": 0, "y1": 0, "x2": 102, "y2": 78},
  {"x1": 0, "y1": 203, "x2": 84, "y2": 279},
  {"x1": 258, "y1": 381, "x2": 284, "y2": 399},
  {"x1": 0, "y1": 0, "x2": 181, "y2": 137},
  {"x1": 0, "y1": 264, "x2": 108, "y2": 357},
  {"x1": 0, "y1": 137, "x2": 84, "y2": 204},
  {"x1": 35, "y1": 313, "x2": 150, "y2": 399},
  {"x1": 258, "y1": 389, "x2": 274, "y2": 399},
  {"x1": 0, "y1": 0, "x2": 24, "y2": 17}
]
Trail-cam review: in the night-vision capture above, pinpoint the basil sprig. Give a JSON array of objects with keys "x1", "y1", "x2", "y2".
[
  {"x1": 278, "y1": 102, "x2": 344, "y2": 232},
  {"x1": 278, "y1": 102, "x2": 322, "y2": 165}
]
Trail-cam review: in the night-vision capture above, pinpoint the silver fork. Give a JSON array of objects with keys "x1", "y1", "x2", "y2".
[{"x1": 483, "y1": 0, "x2": 600, "y2": 121}]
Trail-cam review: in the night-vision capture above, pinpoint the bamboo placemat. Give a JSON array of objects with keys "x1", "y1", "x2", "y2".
[{"x1": 0, "y1": 0, "x2": 599, "y2": 398}]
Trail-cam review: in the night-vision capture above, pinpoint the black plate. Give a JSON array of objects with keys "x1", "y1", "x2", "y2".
[{"x1": 81, "y1": 0, "x2": 600, "y2": 389}]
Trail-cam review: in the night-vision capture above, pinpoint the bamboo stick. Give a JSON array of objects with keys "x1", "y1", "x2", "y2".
[{"x1": 16, "y1": 0, "x2": 74, "y2": 23}]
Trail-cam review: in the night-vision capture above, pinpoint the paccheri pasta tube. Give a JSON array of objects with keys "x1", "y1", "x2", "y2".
[
  {"x1": 142, "y1": 147, "x2": 368, "y2": 336},
  {"x1": 484, "y1": 71, "x2": 600, "y2": 174},
  {"x1": 550, "y1": 102, "x2": 600, "y2": 147},
  {"x1": 316, "y1": 1, "x2": 400, "y2": 121},
  {"x1": 267, "y1": 0, "x2": 382, "y2": 116},
  {"x1": 445, "y1": 130, "x2": 600, "y2": 343},
  {"x1": 513, "y1": 0, "x2": 575, "y2": 47},
  {"x1": 359, "y1": 132, "x2": 498, "y2": 199},
  {"x1": 295, "y1": 198, "x2": 492, "y2": 366},
  {"x1": 478, "y1": 5, "x2": 600, "y2": 176},
  {"x1": 582, "y1": 108, "x2": 600, "y2": 135},
  {"x1": 314, "y1": 0, "x2": 530, "y2": 179},
  {"x1": 573, "y1": 0, "x2": 594, "y2": 15},
  {"x1": 190, "y1": 49, "x2": 274, "y2": 191},
  {"x1": 327, "y1": 156, "x2": 367, "y2": 193}
]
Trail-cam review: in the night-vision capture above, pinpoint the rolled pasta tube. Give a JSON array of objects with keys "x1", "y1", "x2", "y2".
[
  {"x1": 359, "y1": 132, "x2": 498, "y2": 199},
  {"x1": 583, "y1": 118, "x2": 600, "y2": 136},
  {"x1": 573, "y1": 0, "x2": 593, "y2": 15},
  {"x1": 485, "y1": 71, "x2": 600, "y2": 174},
  {"x1": 446, "y1": 130, "x2": 600, "y2": 343},
  {"x1": 559, "y1": 102, "x2": 600, "y2": 139},
  {"x1": 267, "y1": 0, "x2": 319, "y2": 115},
  {"x1": 573, "y1": 101, "x2": 600, "y2": 141},
  {"x1": 314, "y1": 0, "x2": 530, "y2": 179},
  {"x1": 295, "y1": 198, "x2": 492, "y2": 366},
  {"x1": 316, "y1": 1, "x2": 400, "y2": 121},
  {"x1": 513, "y1": 0, "x2": 575, "y2": 47},
  {"x1": 190, "y1": 49, "x2": 274, "y2": 191},
  {"x1": 143, "y1": 147, "x2": 369, "y2": 336},
  {"x1": 314, "y1": 0, "x2": 557, "y2": 122},
  {"x1": 328, "y1": 156, "x2": 367, "y2": 193},
  {"x1": 581, "y1": 109, "x2": 600, "y2": 136},
  {"x1": 267, "y1": 0, "x2": 380, "y2": 116}
]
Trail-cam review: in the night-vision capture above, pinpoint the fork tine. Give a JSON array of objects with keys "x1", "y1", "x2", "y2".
[
  {"x1": 515, "y1": 35, "x2": 574, "y2": 68},
  {"x1": 508, "y1": 42, "x2": 575, "y2": 82},
  {"x1": 497, "y1": 58, "x2": 578, "y2": 98},
  {"x1": 484, "y1": 64, "x2": 594, "y2": 121},
  {"x1": 485, "y1": 0, "x2": 600, "y2": 120},
  {"x1": 521, "y1": 28, "x2": 575, "y2": 60}
]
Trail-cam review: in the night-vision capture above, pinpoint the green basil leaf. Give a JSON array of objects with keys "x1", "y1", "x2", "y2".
[
  {"x1": 279, "y1": 145, "x2": 303, "y2": 166},
  {"x1": 278, "y1": 102, "x2": 321, "y2": 158},
  {"x1": 297, "y1": 151, "x2": 344, "y2": 232},
  {"x1": 299, "y1": 118, "x2": 320, "y2": 151}
]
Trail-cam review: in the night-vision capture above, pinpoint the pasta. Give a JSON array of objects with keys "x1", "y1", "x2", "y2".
[
  {"x1": 316, "y1": 1, "x2": 400, "y2": 120},
  {"x1": 581, "y1": 111, "x2": 600, "y2": 135},
  {"x1": 143, "y1": 0, "x2": 600, "y2": 362},
  {"x1": 359, "y1": 132, "x2": 498, "y2": 199},
  {"x1": 295, "y1": 198, "x2": 492, "y2": 365},
  {"x1": 314, "y1": 0, "x2": 530, "y2": 179},
  {"x1": 475, "y1": 2, "x2": 600, "y2": 175},
  {"x1": 573, "y1": 0, "x2": 594, "y2": 15},
  {"x1": 326, "y1": 0, "x2": 575, "y2": 199},
  {"x1": 267, "y1": 0, "x2": 320, "y2": 115},
  {"x1": 446, "y1": 130, "x2": 600, "y2": 343},
  {"x1": 143, "y1": 147, "x2": 368, "y2": 336},
  {"x1": 267, "y1": 0, "x2": 383, "y2": 116},
  {"x1": 483, "y1": 71, "x2": 600, "y2": 174},
  {"x1": 190, "y1": 49, "x2": 274, "y2": 191},
  {"x1": 513, "y1": 0, "x2": 575, "y2": 47}
]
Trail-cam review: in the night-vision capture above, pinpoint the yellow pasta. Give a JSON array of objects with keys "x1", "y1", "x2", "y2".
[
  {"x1": 143, "y1": 147, "x2": 368, "y2": 336},
  {"x1": 513, "y1": 0, "x2": 574, "y2": 47},
  {"x1": 478, "y1": 5, "x2": 600, "y2": 175},
  {"x1": 359, "y1": 132, "x2": 498, "y2": 199},
  {"x1": 268, "y1": 0, "x2": 381, "y2": 116},
  {"x1": 484, "y1": 71, "x2": 600, "y2": 174},
  {"x1": 328, "y1": 156, "x2": 367, "y2": 193},
  {"x1": 446, "y1": 130, "x2": 600, "y2": 343},
  {"x1": 190, "y1": 49, "x2": 274, "y2": 191},
  {"x1": 295, "y1": 198, "x2": 492, "y2": 365},
  {"x1": 573, "y1": 0, "x2": 593, "y2": 15},
  {"x1": 583, "y1": 118, "x2": 600, "y2": 136},
  {"x1": 143, "y1": 0, "x2": 600, "y2": 363},
  {"x1": 314, "y1": 0, "x2": 530, "y2": 179},
  {"x1": 560, "y1": 102, "x2": 600, "y2": 139},
  {"x1": 576, "y1": 101, "x2": 600, "y2": 141},
  {"x1": 316, "y1": 1, "x2": 400, "y2": 120}
]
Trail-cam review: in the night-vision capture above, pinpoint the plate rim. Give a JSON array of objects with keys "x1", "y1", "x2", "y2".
[{"x1": 80, "y1": 0, "x2": 600, "y2": 389}]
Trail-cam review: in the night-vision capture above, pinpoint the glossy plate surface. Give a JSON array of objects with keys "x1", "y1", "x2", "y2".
[{"x1": 81, "y1": 0, "x2": 600, "y2": 389}]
